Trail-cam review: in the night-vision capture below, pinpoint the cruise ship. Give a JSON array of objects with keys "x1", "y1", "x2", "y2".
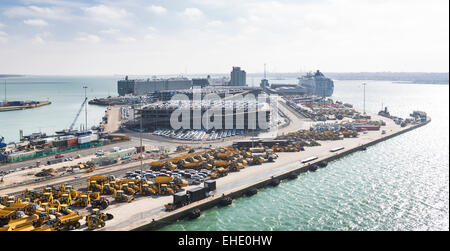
[{"x1": 298, "y1": 70, "x2": 334, "y2": 97}]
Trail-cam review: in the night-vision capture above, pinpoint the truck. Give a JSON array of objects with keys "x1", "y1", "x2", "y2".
[{"x1": 164, "y1": 180, "x2": 216, "y2": 211}]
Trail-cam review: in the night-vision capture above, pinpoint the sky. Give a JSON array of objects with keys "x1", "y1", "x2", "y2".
[{"x1": 0, "y1": 0, "x2": 448, "y2": 75}]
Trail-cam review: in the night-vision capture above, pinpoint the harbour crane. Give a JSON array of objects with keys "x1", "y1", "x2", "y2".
[{"x1": 67, "y1": 97, "x2": 88, "y2": 134}]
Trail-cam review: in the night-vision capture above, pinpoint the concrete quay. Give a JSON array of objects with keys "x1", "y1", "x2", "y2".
[{"x1": 101, "y1": 115, "x2": 431, "y2": 231}]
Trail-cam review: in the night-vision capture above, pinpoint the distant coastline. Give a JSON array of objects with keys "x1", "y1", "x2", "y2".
[
  {"x1": 252, "y1": 72, "x2": 449, "y2": 85},
  {"x1": 326, "y1": 72, "x2": 449, "y2": 85},
  {"x1": 0, "y1": 74, "x2": 24, "y2": 78}
]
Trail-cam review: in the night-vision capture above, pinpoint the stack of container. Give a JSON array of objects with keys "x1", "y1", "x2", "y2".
[{"x1": 77, "y1": 134, "x2": 99, "y2": 148}]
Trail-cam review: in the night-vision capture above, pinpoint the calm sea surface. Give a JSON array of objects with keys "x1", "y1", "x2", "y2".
[
  {"x1": 0, "y1": 76, "x2": 448, "y2": 230},
  {"x1": 0, "y1": 76, "x2": 117, "y2": 142}
]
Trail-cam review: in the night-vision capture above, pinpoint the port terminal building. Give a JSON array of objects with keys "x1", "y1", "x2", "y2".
[
  {"x1": 118, "y1": 77, "x2": 193, "y2": 96},
  {"x1": 131, "y1": 100, "x2": 272, "y2": 131}
]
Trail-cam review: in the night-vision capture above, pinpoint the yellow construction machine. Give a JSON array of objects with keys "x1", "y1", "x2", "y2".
[
  {"x1": 58, "y1": 193, "x2": 72, "y2": 205},
  {"x1": 178, "y1": 159, "x2": 210, "y2": 170},
  {"x1": 86, "y1": 209, "x2": 106, "y2": 230},
  {"x1": 114, "y1": 190, "x2": 134, "y2": 203},
  {"x1": 6, "y1": 214, "x2": 39, "y2": 231},
  {"x1": 56, "y1": 212, "x2": 82, "y2": 230},
  {"x1": 210, "y1": 167, "x2": 229, "y2": 179},
  {"x1": 72, "y1": 194, "x2": 90, "y2": 207},
  {"x1": 140, "y1": 183, "x2": 156, "y2": 196}
]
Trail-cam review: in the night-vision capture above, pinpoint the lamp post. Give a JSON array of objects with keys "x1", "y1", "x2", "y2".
[{"x1": 362, "y1": 83, "x2": 366, "y2": 115}]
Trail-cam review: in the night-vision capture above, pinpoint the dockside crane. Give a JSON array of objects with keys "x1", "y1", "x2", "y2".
[{"x1": 67, "y1": 97, "x2": 88, "y2": 134}]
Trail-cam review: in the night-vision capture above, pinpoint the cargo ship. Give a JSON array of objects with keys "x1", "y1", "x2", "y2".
[{"x1": 0, "y1": 101, "x2": 51, "y2": 112}]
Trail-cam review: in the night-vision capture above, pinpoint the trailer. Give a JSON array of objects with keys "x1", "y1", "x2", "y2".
[{"x1": 301, "y1": 156, "x2": 318, "y2": 164}]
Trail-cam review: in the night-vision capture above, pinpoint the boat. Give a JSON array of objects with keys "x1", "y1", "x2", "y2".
[{"x1": 298, "y1": 70, "x2": 334, "y2": 97}]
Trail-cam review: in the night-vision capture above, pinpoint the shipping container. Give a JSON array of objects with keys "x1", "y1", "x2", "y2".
[
  {"x1": 135, "y1": 146, "x2": 145, "y2": 153},
  {"x1": 204, "y1": 180, "x2": 216, "y2": 192},
  {"x1": 67, "y1": 138, "x2": 78, "y2": 147},
  {"x1": 173, "y1": 192, "x2": 189, "y2": 205},
  {"x1": 90, "y1": 134, "x2": 99, "y2": 141},
  {"x1": 79, "y1": 142, "x2": 91, "y2": 149},
  {"x1": 187, "y1": 187, "x2": 207, "y2": 202},
  {"x1": 78, "y1": 136, "x2": 92, "y2": 144}
]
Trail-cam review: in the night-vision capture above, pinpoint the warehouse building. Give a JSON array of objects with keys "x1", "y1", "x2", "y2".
[
  {"x1": 134, "y1": 101, "x2": 272, "y2": 131},
  {"x1": 118, "y1": 76, "x2": 193, "y2": 96}
]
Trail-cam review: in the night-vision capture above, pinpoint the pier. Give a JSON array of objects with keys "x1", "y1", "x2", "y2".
[{"x1": 0, "y1": 101, "x2": 51, "y2": 112}]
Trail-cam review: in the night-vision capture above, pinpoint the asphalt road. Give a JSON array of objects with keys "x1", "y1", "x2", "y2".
[{"x1": 0, "y1": 139, "x2": 142, "y2": 173}]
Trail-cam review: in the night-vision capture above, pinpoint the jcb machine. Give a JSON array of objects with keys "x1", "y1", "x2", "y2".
[
  {"x1": 114, "y1": 190, "x2": 134, "y2": 203},
  {"x1": 140, "y1": 183, "x2": 156, "y2": 196},
  {"x1": 91, "y1": 197, "x2": 110, "y2": 210},
  {"x1": 23, "y1": 189, "x2": 41, "y2": 201},
  {"x1": 72, "y1": 194, "x2": 90, "y2": 207},
  {"x1": 152, "y1": 176, "x2": 181, "y2": 195},
  {"x1": 149, "y1": 161, "x2": 177, "y2": 171},
  {"x1": 210, "y1": 167, "x2": 228, "y2": 179},
  {"x1": 59, "y1": 194, "x2": 72, "y2": 205},
  {"x1": 101, "y1": 183, "x2": 115, "y2": 195},
  {"x1": 86, "y1": 209, "x2": 113, "y2": 230},
  {"x1": 6, "y1": 214, "x2": 39, "y2": 231},
  {"x1": 178, "y1": 159, "x2": 211, "y2": 170},
  {"x1": 56, "y1": 212, "x2": 82, "y2": 230},
  {"x1": 86, "y1": 209, "x2": 105, "y2": 230}
]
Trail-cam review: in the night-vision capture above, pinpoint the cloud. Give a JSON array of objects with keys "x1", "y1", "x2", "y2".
[
  {"x1": 148, "y1": 5, "x2": 167, "y2": 15},
  {"x1": 33, "y1": 35, "x2": 45, "y2": 44},
  {"x1": 0, "y1": 31, "x2": 7, "y2": 43},
  {"x1": 0, "y1": 0, "x2": 447, "y2": 74},
  {"x1": 83, "y1": 5, "x2": 129, "y2": 22},
  {"x1": 206, "y1": 20, "x2": 223, "y2": 28},
  {"x1": 76, "y1": 33, "x2": 101, "y2": 43},
  {"x1": 183, "y1": 8, "x2": 203, "y2": 19},
  {"x1": 24, "y1": 19, "x2": 48, "y2": 27},
  {"x1": 117, "y1": 37, "x2": 136, "y2": 43},
  {"x1": 4, "y1": 5, "x2": 70, "y2": 20},
  {"x1": 100, "y1": 28, "x2": 120, "y2": 35},
  {"x1": 0, "y1": 23, "x2": 4, "y2": 28},
  {"x1": 145, "y1": 26, "x2": 159, "y2": 40}
]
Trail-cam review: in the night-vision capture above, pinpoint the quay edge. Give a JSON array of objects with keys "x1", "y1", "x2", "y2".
[{"x1": 127, "y1": 118, "x2": 431, "y2": 231}]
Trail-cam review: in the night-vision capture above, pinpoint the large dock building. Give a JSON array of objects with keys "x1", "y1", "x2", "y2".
[
  {"x1": 135, "y1": 100, "x2": 271, "y2": 131},
  {"x1": 230, "y1": 67, "x2": 247, "y2": 86},
  {"x1": 118, "y1": 77, "x2": 193, "y2": 96}
]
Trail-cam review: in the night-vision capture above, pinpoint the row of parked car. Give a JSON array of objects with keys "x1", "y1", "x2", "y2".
[
  {"x1": 207, "y1": 129, "x2": 246, "y2": 141},
  {"x1": 153, "y1": 128, "x2": 250, "y2": 142},
  {"x1": 124, "y1": 168, "x2": 212, "y2": 185},
  {"x1": 153, "y1": 129, "x2": 207, "y2": 141}
]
